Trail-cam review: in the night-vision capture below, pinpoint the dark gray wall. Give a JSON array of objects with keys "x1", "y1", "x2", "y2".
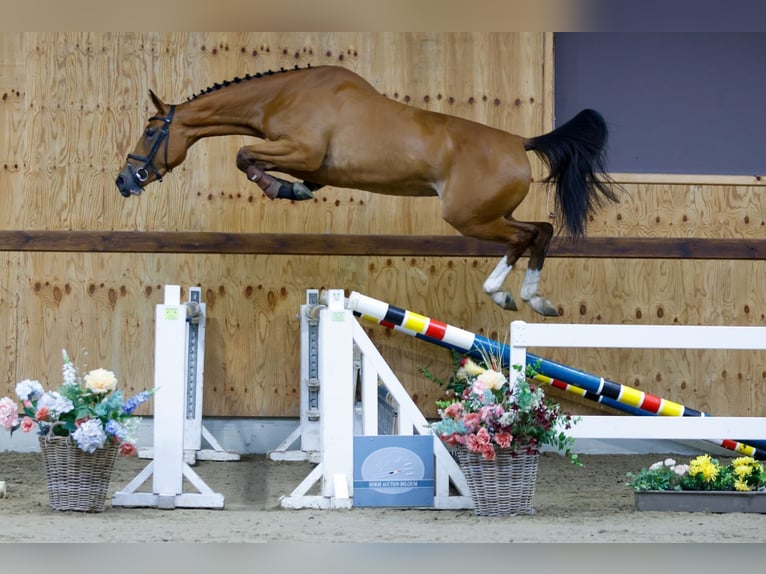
[{"x1": 554, "y1": 33, "x2": 765, "y2": 176}]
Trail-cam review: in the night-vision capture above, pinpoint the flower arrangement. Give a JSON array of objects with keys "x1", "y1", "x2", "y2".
[
  {"x1": 627, "y1": 454, "x2": 766, "y2": 492},
  {"x1": 425, "y1": 352, "x2": 580, "y2": 464},
  {"x1": 0, "y1": 349, "x2": 153, "y2": 456}
]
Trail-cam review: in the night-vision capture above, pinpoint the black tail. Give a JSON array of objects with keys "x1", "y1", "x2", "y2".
[{"x1": 524, "y1": 109, "x2": 619, "y2": 237}]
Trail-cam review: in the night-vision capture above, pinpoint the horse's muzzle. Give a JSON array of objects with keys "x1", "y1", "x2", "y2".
[{"x1": 115, "y1": 169, "x2": 143, "y2": 198}]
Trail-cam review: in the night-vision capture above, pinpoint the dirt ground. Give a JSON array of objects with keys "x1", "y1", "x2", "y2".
[{"x1": 2, "y1": 450, "x2": 765, "y2": 543}]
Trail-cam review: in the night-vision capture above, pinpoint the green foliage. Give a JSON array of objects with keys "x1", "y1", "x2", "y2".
[
  {"x1": 627, "y1": 463, "x2": 683, "y2": 492},
  {"x1": 627, "y1": 454, "x2": 766, "y2": 492}
]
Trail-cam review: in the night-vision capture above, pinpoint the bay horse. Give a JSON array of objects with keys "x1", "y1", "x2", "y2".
[{"x1": 116, "y1": 65, "x2": 618, "y2": 316}]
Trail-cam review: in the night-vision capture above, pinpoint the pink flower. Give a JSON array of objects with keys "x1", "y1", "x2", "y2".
[
  {"x1": 462, "y1": 413, "x2": 481, "y2": 432},
  {"x1": 0, "y1": 397, "x2": 18, "y2": 430},
  {"x1": 466, "y1": 433, "x2": 482, "y2": 452},
  {"x1": 475, "y1": 427, "x2": 491, "y2": 445},
  {"x1": 20, "y1": 417, "x2": 35, "y2": 432},
  {"x1": 494, "y1": 431, "x2": 512, "y2": 449},
  {"x1": 441, "y1": 433, "x2": 460, "y2": 446},
  {"x1": 34, "y1": 407, "x2": 50, "y2": 422},
  {"x1": 444, "y1": 402, "x2": 463, "y2": 419},
  {"x1": 119, "y1": 442, "x2": 137, "y2": 457},
  {"x1": 480, "y1": 404, "x2": 504, "y2": 422},
  {"x1": 481, "y1": 445, "x2": 496, "y2": 461},
  {"x1": 471, "y1": 379, "x2": 487, "y2": 394}
]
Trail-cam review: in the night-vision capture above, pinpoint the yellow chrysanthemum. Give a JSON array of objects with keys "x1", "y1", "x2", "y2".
[
  {"x1": 689, "y1": 454, "x2": 719, "y2": 483},
  {"x1": 734, "y1": 464, "x2": 753, "y2": 478},
  {"x1": 734, "y1": 479, "x2": 752, "y2": 492},
  {"x1": 732, "y1": 456, "x2": 756, "y2": 467}
]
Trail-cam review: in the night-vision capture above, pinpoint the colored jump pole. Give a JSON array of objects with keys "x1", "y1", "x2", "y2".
[{"x1": 345, "y1": 291, "x2": 766, "y2": 459}]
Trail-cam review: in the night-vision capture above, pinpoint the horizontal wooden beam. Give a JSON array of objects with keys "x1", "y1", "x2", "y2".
[{"x1": 0, "y1": 230, "x2": 764, "y2": 259}]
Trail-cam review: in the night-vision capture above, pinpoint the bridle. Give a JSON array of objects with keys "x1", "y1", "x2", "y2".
[{"x1": 126, "y1": 105, "x2": 176, "y2": 185}]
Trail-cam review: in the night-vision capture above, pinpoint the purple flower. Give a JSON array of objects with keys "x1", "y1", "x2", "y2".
[{"x1": 121, "y1": 390, "x2": 152, "y2": 415}]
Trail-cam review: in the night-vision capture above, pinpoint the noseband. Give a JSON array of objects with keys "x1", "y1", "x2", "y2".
[{"x1": 126, "y1": 105, "x2": 176, "y2": 185}]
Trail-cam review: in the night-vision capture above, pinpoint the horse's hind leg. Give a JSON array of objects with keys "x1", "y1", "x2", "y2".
[
  {"x1": 481, "y1": 220, "x2": 557, "y2": 316},
  {"x1": 519, "y1": 221, "x2": 558, "y2": 316},
  {"x1": 447, "y1": 210, "x2": 558, "y2": 316},
  {"x1": 482, "y1": 256, "x2": 518, "y2": 311}
]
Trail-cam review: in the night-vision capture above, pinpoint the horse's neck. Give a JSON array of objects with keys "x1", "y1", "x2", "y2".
[{"x1": 177, "y1": 76, "x2": 288, "y2": 140}]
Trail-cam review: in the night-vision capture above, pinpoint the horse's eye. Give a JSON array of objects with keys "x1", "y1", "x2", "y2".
[{"x1": 145, "y1": 127, "x2": 157, "y2": 138}]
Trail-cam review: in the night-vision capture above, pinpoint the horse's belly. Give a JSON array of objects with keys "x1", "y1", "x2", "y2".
[{"x1": 315, "y1": 140, "x2": 443, "y2": 197}]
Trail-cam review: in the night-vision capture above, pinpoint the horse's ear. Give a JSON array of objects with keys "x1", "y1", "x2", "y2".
[{"x1": 148, "y1": 90, "x2": 169, "y2": 114}]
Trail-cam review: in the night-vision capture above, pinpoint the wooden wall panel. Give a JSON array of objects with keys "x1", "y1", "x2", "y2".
[
  {"x1": 3, "y1": 252, "x2": 763, "y2": 420},
  {"x1": 4, "y1": 32, "x2": 548, "y2": 235},
  {"x1": 0, "y1": 254, "x2": 17, "y2": 392},
  {"x1": 1, "y1": 32, "x2": 765, "y2": 427}
]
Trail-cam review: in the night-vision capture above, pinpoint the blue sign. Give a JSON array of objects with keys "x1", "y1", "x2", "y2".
[{"x1": 353, "y1": 435, "x2": 434, "y2": 507}]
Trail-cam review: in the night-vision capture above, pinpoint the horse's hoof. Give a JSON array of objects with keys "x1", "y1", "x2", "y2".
[
  {"x1": 292, "y1": 182, "x2": 315, "y2": 200},
  {"x1": 490, "y1": 291, "x2": 518, "y2": 311},
  {"x1": 527, "y1": 296, "x2": 560, "y2": 317}
]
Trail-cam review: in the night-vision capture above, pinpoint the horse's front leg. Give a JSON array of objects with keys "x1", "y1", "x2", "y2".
[
  {"x1": 243, "y1": 164, "x2": 316, "y2": 201},
  {"x1": 236, "y1": 138, "x2": 326, "y2": 200}
]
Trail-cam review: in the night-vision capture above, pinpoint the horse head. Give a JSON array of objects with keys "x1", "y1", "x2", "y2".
[{"x1": 115, "y1": 91, "x2": 189, "y2": 197}]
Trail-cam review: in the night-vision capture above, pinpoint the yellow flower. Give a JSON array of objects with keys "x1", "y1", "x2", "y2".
[
  {"x1": 733, "y1": 456, "x2": 756, "y2": 467},
  {"x1": 734, "y1": 464, "x2": 753, "y2": 479},
  {"x1": 689, "y1": 454, "x2": 719, "y2": 483},
  {"x1": 462, "y1": 358, "x2": 486, "y2": 377},
  {"x1": 734, "y1": 479, "x2": 752, "y2": 492},
  {"x1": 84, "y1": 368, "x2": 117, "y2": 394}
]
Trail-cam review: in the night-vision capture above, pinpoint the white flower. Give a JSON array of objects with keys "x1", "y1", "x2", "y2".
[
  {"x1": 62, "y1": 349, "x2": 78, "y2": 386},
  {"x1": 649, "y1": 461, "x2": 664, "y2": 470},
  {"x1": 476, "y1": 369, "x2": 506, "y2": 391},
  {"x1": 498, "y1": 411, "x2": 516, "y2": 426},
  {"x1": 15, "y1": 379, "x2": 44, "y2": 402},
  {"x1": 672, "y1": 464, "x2": 689, "y2": 476},
  {"x1": 72, "y1": 419, "x2": 106, "y2": 453},
  {"x1": 664, "y1": 458, "x2": 677, "y2": 467},
  {"x1": 37, "y1": 391, "x2": 74, "y2": 416},
  {"x1": 84, "y1": 368, "x2": 117, "y2": 394}
]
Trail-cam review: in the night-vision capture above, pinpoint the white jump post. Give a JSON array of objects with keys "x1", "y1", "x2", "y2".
[
  {"x1": 280, "y1": 289, "x2": 472, "y2": 510},
  {"x1": 268, "y1": 289, "x2": 322, "y2": 462},
  {"x1": 112, "y1": 285, "x2": 225, "y2": 509},
  {"x1": 509, "y1": 321, "x2": 766, "y2": 446},
  {"x1": 137, "y1": 286, "x2": 239, "y2": 464}
]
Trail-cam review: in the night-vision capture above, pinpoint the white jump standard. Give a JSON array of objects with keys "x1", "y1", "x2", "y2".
[
  {"x1": 280, "y1": 289, "x2": 472, "y2": 510},
  {"x1": 112, "y1": 285, "x2": 225, "y2": 509}
]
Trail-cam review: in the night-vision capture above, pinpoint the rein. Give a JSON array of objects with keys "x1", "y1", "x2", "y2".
[{"x1": 126, "y1": 105, "x2": 176, "y2": 184}]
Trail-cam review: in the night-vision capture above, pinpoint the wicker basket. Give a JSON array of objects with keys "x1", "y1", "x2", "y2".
[
  {"x1": 39, "y1": 435, "x2": 118, "y2": 512},
  {"x1": 456, "y1": 445, "x2": 539, "y2": 517}
]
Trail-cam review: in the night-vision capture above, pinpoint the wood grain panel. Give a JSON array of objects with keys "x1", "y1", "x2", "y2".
[
  {"x1": 2, "y1": 252, "x2": 765, "y2": 420},
  {"x1": 0, "y1": 253, "x2": 18, "y2": 395},
  {"x1": 1, "y1": 33, "x2": 765, "y2": 427}
]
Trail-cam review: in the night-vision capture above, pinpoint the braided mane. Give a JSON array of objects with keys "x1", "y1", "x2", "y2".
[{"x1": 186, "y1": 64, "x2": 313, "y2": 102}]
